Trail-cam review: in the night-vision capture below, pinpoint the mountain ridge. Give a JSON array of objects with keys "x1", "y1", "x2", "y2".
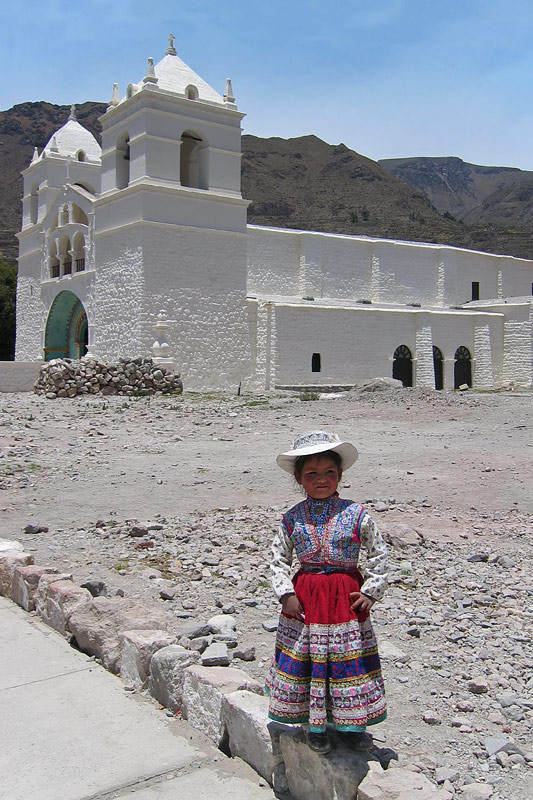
[{"x1": 1, "y1": 101, "x2": 533, "y2": 264}]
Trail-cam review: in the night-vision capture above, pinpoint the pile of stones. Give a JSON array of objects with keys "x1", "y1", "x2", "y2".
[{"x1": 34, "y1": 357, "x2": 183, "y2": 398}]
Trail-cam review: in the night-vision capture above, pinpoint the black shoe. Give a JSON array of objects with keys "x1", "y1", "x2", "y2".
[
  {"x1": 340, "y1": 731, "x2": 373, "y2": 751},
  {"x1": 306, "y1": 731, "x2": 332, "y2": 754}
]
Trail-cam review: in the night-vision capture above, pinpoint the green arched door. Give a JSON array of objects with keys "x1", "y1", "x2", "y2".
[{"x1": 44, "y1": 291, "x2": 88, "y2": 361}]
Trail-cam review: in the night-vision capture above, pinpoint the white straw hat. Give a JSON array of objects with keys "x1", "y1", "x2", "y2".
[{"x1": 276, "y1": 430, "x2": 359, "y2": 474}]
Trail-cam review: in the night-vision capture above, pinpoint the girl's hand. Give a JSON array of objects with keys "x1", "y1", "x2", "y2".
[
  {"x1": 281, "y1": 593, "x2": 304, "y2": 620},
  {"x1": 350, "y1": 591, "x2": 375, "y2": 613}
]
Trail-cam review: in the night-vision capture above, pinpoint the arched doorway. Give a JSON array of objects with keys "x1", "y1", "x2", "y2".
[
  {"x1": 433, "y1": 346, "x2": 444, "y2": 390},
  {"x1": 392, "y1": 345, "x2": 413, "y2": 387},
  {"x1": 44, "y1": 291, "x2": 88, "y2": 361},
  {"x1": 454, "y1": 346, "x2": 472, "y2": 388}
]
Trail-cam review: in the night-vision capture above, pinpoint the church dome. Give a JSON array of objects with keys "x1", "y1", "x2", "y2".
[{"x1": 42, "y1": 108, "x2": 102, "y2": 161}]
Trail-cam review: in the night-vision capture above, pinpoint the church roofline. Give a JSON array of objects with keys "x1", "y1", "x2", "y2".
[
  {"x1": 99, "y1": 85, "x2": 245, "y2": 126},
  {"x1": 247, "y1": 224, "x2": 533, "y2": 264},
  {"x1": 246, "y1": 294, "x2": 506, "y2": 318}
]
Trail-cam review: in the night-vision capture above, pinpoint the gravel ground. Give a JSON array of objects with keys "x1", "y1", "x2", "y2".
[{"x1": 1, "y1": 386, "x2": 532, "y2": 799}]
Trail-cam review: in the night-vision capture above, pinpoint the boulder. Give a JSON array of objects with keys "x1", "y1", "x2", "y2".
[
  {"x1": 357, "y1": 761, "x2": 452, "y2": 800},
  {"x1": 39, "y1": 579, "x2": 92, "y2": 636},
  {"x1": 10, "y1": 565, "x2": 59, "y2": 611},
  {"x1": 380, "y1": 523, "x2": 423, "y2": 549},
  {"x1": 275, "y1": 724, "x2": 368, "y2": 800},
  {"x1": 148, "y1": 645, "x2": 200, "y2": 712},
  {"x1": 222, "y1": 690, "x2": 276, "y2": 784},
  {"x1": 181, "y1": 665, "x2": 263, "y2": 746},
  {"x1": 119, "y1": 629, "x2": 175, "y2": 689},
  {"x1": 0, "y1": 551, "x2": 34, "y2": 596},
  {"x1": 68, "y1": 596, "x2": 172, "y2": 673}
]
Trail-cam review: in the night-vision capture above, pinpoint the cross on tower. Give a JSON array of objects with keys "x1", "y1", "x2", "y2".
[{"x1": 166, "y1": 33, "x2": 177, "y2": 56}]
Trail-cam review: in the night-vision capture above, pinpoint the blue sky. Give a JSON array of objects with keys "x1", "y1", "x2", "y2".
[{"x1": 2, "y1": 0, "x2": 533, "y2": 169}]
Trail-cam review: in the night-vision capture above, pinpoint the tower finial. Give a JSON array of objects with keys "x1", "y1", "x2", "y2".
[
  {"x1": 30, "y1": 146, "x2": 39, "y2": 164},
  {"x1": 109, "y1": 83, "x2": 120, "y2": 107},
  {"x1": 166, "y1": 33, "x2": 177, "y2": 56},
  {"x1": 69, "y1": 104, "x2": 77, "y2": 121},
  {"x1": 223, "y1": 78, "x2": 235, "y2": 104},
  {"x1": 143, "y1": 57, "x2": 158, "y2": 85}
]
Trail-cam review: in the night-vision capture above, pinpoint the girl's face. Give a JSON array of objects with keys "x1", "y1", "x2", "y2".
[{"x1": 296, "y1": 454, "x2": 341, "y2": 500}]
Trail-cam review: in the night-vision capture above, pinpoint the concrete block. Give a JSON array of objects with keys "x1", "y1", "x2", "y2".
[
  {"x1": 68, "y1": 596, "x2": 172, "y2": 673},
  {"x1": 148, "y1": 644, "x2": 200, "y2": 712},
  {"x1": 357, "y1": 761, "x2": 451, "y2": 800},
  {"x1": 10, "y1": 565, "x2": 59, "y2": 611},
  {"x1": 40, "y1": 580, "x2": 93, "y2": 636},
  {"x1": 276, "y1": 725, "x2": 368, "y2": 800},
  {"x1": 181, "y1": 665, "x2": 264, "y2": 746},
  {"x1": 0, "y1": 551, "x2": 34, "y2": 596},
  {"x1": 222, "y1": 690, "x2": 276, "y2": 784},
  {"x1": 119, "y1": 629, "x2": 176, "y2": 689}
]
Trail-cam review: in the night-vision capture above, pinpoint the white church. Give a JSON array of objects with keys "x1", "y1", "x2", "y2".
[{"x1": 15, "y1": 37, "x2": 533, "y2": 391}]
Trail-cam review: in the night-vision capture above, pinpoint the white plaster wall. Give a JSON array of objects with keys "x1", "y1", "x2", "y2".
[
  {"x1": 247, "y1": 227, "x2": 301, "y2": 295},
  {"x1": 139, "y1": 225, "x2": 252, "y2": 390},
  {"x1": 90, "y1": 230, "x2": 146, "y2": 358},
  {"x1": 0, "y1": 362, "x2": 43, "y2": 392},
  {"x1": 374, "y1": 241, "x2": 438, "y2": 305},
  {"x1": 272, "y1": 305, "x2": 417, "y2": 386}
]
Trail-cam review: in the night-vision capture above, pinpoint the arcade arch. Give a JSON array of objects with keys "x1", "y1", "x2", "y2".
[
  {"x1": 44, "y1": 291, "x2": 88, "y2": 360},
  {"x1": 392, "y1": 345, "x2": 413, "y2": 387}
]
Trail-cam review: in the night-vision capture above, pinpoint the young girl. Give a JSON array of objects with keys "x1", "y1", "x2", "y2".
[{"x1": 266, "y1": 430, "x2": 388, "y2": 755}]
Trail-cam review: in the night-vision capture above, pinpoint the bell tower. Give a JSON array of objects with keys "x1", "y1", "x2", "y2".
[{"x1": 93, "y1": 36, "x2": 251, "y2": 390}]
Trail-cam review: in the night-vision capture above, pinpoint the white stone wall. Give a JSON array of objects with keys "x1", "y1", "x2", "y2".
[
  {"x1": 90, "y1": 230, "x2": 146, "y2": 358},
  {"x1": 0, "y1": 362, "x2": 43, "y2": 392},
  {"x1": 272, "y1": 305, "x2": 415, "y2": 386},
  {"x1": 247, "y1": 226, "x2": 533, "y2": 309},
  {"x1": 269, "y1": 304, "x2": 506, "y2": 390}
]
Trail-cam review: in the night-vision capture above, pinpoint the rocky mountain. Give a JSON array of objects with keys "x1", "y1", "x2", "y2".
[
  {"x1": 379, "y1": 155, "x2": 533, "y2": 221},
  {"x1": 2, "y1": 101, "x2": 533, "y2": 265}
]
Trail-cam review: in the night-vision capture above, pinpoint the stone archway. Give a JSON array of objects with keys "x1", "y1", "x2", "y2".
[
  {"x1": 433, "y1": 346, "x2": 444, "y2": 390},
  {"x1": 44, "y1": 291, "x2": 88, "y2": 361},
  {"x1": 392, "y1": 345, "x2": 413, "y2": 387},
  {"x1": 454, "y1": 346, "x2": 472, "y2": 388}
]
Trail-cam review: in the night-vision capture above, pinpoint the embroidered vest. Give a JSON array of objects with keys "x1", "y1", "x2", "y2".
[{"x1": 282, "y1": 496, "x2": 366, "y2": 570}]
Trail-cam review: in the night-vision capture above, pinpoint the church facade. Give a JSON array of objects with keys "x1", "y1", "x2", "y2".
[{"x1": 15, "y1": 39, "x2": 533, "y2": 391}]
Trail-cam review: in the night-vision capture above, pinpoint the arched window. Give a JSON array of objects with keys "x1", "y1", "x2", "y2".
[
  {"x1": 180, "y1": 131, "x2": 208, "y2": 190},
  {"x1": 76, "y1": 150, "x2": 86, "y2": 162},
  {"x1": 186, "y1": 84, "x2": 199, "y2": 100},
  {"x1": 72, "y1": 231, "x2": 86, "y2": 272},
  {"x1": 49, "y1": 241, "x2": 60, "y2": 278},
  {"x1": 59, "y1": 235, "x2": 72, "y2": 276},
  {"x1": 454, "y1": 346, "x2": 472, "y2": 389},
  {"x1": 71, "y1": 204, "x2": 88, "y2": 225},
  {"x1": 433, "y1": 346, "x2": 444, "y2": 390},
  {"x1": 392, "y1": 345, "x2": 412, "y2": 387},
  {"x1": 116, "y1": 132, "x2": 130, "y2": 190},
  {"x1": 30, "y1": 182, "x2": 39, "y2": 224}
]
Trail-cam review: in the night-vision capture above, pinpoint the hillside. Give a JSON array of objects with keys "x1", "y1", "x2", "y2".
[
  {"x1": 2, "y1": 101, "x2": 533, "y2": 264},
  {"x1": 241, "y1": 134, "x2": 460, "y2": 244},
  {"x1": 379, "y1": 155, "x2": 533, "y2": 221}
]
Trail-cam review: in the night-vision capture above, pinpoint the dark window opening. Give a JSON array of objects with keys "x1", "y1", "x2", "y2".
[
  {"x1": 454, "y1": 346, "x2": 472, "y2": 389},
  {"x1": 311, "y1": 353, "x2": 321, "y2": 373},
  {"x1": 392, "y1": 344, "x2": 412, "y2": 387},
  {"x1": 471, "y1": 281, "x2": 480, "y2": 301},
  {"x1": 433, "y1": 346, "x2": 444, "y2": 390}
]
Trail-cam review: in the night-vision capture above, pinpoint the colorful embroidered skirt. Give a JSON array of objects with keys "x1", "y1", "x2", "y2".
[{"x1": 266, "y1": 569, "x2": 386, "y2": 732}]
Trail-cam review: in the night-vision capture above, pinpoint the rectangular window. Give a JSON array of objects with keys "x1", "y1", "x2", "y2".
[
  {"x1": 311, "y1": 353, "x2": 321, "y2": 373},
  {"x1": 471, "y1": 281, "x2": 480, "y2": 301}
]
